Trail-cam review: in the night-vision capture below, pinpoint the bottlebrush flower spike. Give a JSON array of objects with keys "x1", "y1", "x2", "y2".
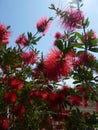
[
  {"x1": 43, "y1": 48, "x2": 74, "y2": 81},
  {"x1": 0, "y1": 117, "x2": 9, "y2": 130},
  {"x1": 75, "y1": 52, "x2": 96, "y2": 67},
  {"x1": 69, "y1": 95, "x2": 82, "y2": 106},
  {"x1": 15, "y1": 34, "x2": 29, "y2": 46},
  {"x1": 21, "y1": 50, "x2": 37, "y2": 65},
  {"x1": 12, "y1": 103, "x2": 26, "y2": 118},
  {"x1": 4, "y1": 91, "x2": 17, "y2": 104},
  {"x1": 0, "y1": 23, "x2": 10, "y2": 44},
  {"x1": 54, "y1": 32, "x2": 62, "y2": 39},
  {"x1": 85, "y1": 30, "x2": 97, "y2": 41},
  {"x1": 54, "y1": 32, "x2": 67, "y2": 39},
  {"x1": 60, "y1": 9, "x2": 84, "y2": 31},
  {"x1": 36, "y1": 16, "x2": 51, "y2": 34},
  {"x1": 9, "y1": 77, "x2": 24, "y2": 90},
  {"x1": 48, "y1": 92, "x2": 65, "y2": 106}
]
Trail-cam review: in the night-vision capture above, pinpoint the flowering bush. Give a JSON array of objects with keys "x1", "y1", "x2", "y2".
[{"x1": 0, "y1": 1, "x2": 98, "y2": 130}]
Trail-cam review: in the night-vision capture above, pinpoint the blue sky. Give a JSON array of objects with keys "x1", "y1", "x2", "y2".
[{"x1": 0, "y1": 0, "x2": 98, "y2": 55}]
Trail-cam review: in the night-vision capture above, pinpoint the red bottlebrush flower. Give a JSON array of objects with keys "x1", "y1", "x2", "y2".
[
  {"x1": 69, "y1": 95, "x2": 82, "y2": 106},
  {"x1": 81, "y1": 101, "x2": 89, "y2": 107},
  {"x1": 43, "y1": 48, "x2": 62, "y2": 81},
  {"x1": 60, "y1": 9, "x2": 84, "y2": 31},
  {"x1": 43, "y1": 48, "x2": 74, "y2": 81},
  {"x1": 53, "y1": 39, "x2": 58, "y2": 46},
  {"x1": 53, "y1": 32, "x2": 67, "y2": 46},
  {"x1": 0, "y1": 117, "x2": 9, "y2": 130},
  {"x1": 75, "y1": 52, "x2": 96, "y2": 67},
  {"x1": 34, "y1": 91, "x2": 41, "y2": 97},
  {"x1": 4, "y1": 91, "x2": 17, "y2": 104},
  {"x1": 61, "y1": 50, "x2": 75, "y2": 76},
  {"x1": 76, "y1": 86, "x2": 85, "y2": 93},
  {"x1": 61, "y1": 85, "x2": 70, "y2": 96},
  {"x1": 15, "y1": 34, "x2": 29, "y2": 46},
  {"x1": 76, "y1": 86, "x2": 88, "y2": 99},
  {"x1": 12, "y1": 103, "x2": 25, "y2": 118},
  {"x1": 54, "y1": 32, "x2": 62, "y2": 39},
  {"x1": 46, "y1": 118, "x2": 52, "y2": 125},
  {"x1": 29, "y1": 98, "x2": 34, "y2": 105},
  {"x1": 85, "y1": 30, "x2": 96, "y2": 41},
  {"x1": 76, "y1": 86, "x2": 89, "y2": 107},
  {"x1": 2, "y1": 78, "x2": 7, "y2": 84},
  {"x1": 39, "y1": 118, "x2": 52, "y2": 130},
  {"x1": 82, "y1": 112, "x2": 90, "y2": 118},
  {"x1": 40, "y1": 91, "x2": 49, "y2": 101},
  {"x1": 36, "y1": 16, "x2": 51, "y2": 34},
  {"x1": 54, "y1": 32, "x2": 67, "y2": 39},
  {"x1": 48, "y1": 93, "x2": 57, "y2": 104},
  {"x1": 56, "y1": 125, "x2": 65, "y2": 130},
  {"x1": 61, "y1": 110, "x2": 70, "y2": 116},
  {"x1": 10, "y1": 77, "x2": 24, "y2": 90},
  {"x1": 21, "y1": 51, "x2": 37, "y2": 65},
  {"x1": 48, "y1": 92, "x2": 65, "y2": 106},
  {"x1": 0, "y1": 24, "x2": 10, "y2": 44}
]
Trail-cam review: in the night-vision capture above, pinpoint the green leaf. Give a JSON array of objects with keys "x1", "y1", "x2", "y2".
[
  {"x1": 27, "y1": 32, "x2": 32, "y2": 38},
  {"x1": 73, "y1": 80, "x2": 81, "y2": 84},
  {"x1": 71, "y1": 43, "x2": 84, "y2": 49},
  {"x1": 34, "y1": 36, "x2": 42, "y2": 43},
  {"x1": 0, "y1": 44, "x2": 6, "y2": 53},
  {"x1": 84, "y1": 18, "x2": 90, "y2": 28},
  {"x1": 80, "y1": 3, "x2": 83, "y2": 7},
  {"x1": 56, "y1": 40, "x2": 63, "y2": 51},
  {"x1": 88, "y1": 29, "x2": 93, "y2": 38},
  {"x1": 75, "y1": 32, "x2": 83, "y2": 39},
  {"x1": 77, "y1": 50, "x2": 84, "y2": 55},
  {"x1": 89, "y1": 48, "x2": 98, "y2": 53},
  {"x1": 49, "y1": 4, "x2": 55, "y2": 9},
  {"x1": 89, "y1": 39, "x2": 98, "y2": 49},
  {"x1": 7, "y1": 25, "x2": 11, "y2": 30}
]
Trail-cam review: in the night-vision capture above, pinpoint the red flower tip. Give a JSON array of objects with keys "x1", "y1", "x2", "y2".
[
  {"x1": 0, "y1": 117, "x2": 9, "y2": 130},
  {"x1": 69, "y1": 95, "x2": 82, "y2": 106},
  {"x1": 21, "y1": 51, "x2": 37, "y2": 65},
  {"x1": 54, "y1": 32, "x2": 67, "y2": 39},
  {"x1": 12, "y1": 103, "x2": 26, "y2": 118},
  {"x1": 61, "y1": 85, "x2": 70, "y2": 93},
  {"x1": 54, "y1": 32, "x2": 62, "y2": 39},
  {"x1": 4, "y1": 91, "x2": 17, "y2": 104},
  {"x1": 15, "y1": 34, "x2": 29, "y2": 46},
  {"x1": 85, "y1": 30, "x2": 97, "y2": 41},
  {"x1": 60, "y1": 9, "x2": 84, "y2": 31},
  {"x1": 36, "y1": 16, "x2": 51, "y2": 34},
  {"x1": 75, "y1": 52, "x2": 96, "y2": 67},
  {"x1": 0, "y1": 23, "x2": 11, "y2": 44},
  {"x1": 43, "y1": 49, "x2": 74, "y2": 81},
  {"x1": 10, "y1": 77, "x2": 24, "y2": 90}
]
